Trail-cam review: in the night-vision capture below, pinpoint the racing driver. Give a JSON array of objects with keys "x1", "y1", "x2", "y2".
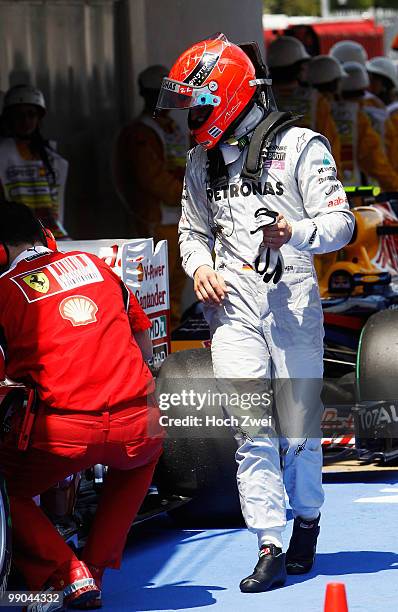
[
  {"x1": 155, "y1": 34, "x2": 355, "y2": 592},
  {"x1": 0, "y1": 202, "x2": 163, "y2": 610}
]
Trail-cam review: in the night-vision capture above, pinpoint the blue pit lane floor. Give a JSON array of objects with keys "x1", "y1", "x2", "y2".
[{"x1": 101, "y1": 471, "x2": 398, "y2": 612}]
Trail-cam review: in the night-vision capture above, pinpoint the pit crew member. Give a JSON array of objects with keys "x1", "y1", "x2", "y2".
[
  {"x1": 112, "y1": 65, "x2": 188, "y2": 329},
  {"x1": 0, "y1": 202, "x2": 163, "y2": 611}
]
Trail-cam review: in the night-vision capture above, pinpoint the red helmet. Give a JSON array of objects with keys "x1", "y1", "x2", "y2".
[{"x1": 155, "y1": 33, "x2": 258, "y2": 149}]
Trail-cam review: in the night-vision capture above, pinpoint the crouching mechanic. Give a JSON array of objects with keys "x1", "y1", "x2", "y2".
[
  {"x1": 156, "y1": 34, "x2": 355, "y2": 592},
  {"x1": 0, "y1": 202, "x2": 163, "y2": 611}
]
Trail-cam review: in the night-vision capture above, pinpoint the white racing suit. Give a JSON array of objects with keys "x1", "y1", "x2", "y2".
[{"x1": 179, "y1": 126, "x2": 355, "y2": 548}]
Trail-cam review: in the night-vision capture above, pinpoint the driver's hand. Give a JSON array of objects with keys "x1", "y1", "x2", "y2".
[
  {"x1": 261, "y1": 213, "x2": 292, "y2": 249},
  {"x1": 194, "y1": 265, "x2": 228, "y2": 305}
]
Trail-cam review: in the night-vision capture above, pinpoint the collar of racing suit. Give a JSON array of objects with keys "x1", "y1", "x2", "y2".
[
  {"x1": 219, "y1": 103, "x2": 265, "y2": 166},
  {"x1": 9, "y1": 246, "x2": 51, "y2": 271}
]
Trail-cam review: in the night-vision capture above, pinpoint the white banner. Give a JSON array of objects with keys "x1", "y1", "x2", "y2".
[
  {"x1": 122, "y1": 239, "x2": 170, "y2": 366},
  {"x1": 60, "y1": 239, "x2": 126, "y2": 275},
  {"x1": 61, "y1": 238, "x2": 170, "y2": 365}
]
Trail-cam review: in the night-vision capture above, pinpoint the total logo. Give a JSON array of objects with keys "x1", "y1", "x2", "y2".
[{"x1": 327, "y1": 195, "x2": 348, "y2": 208}]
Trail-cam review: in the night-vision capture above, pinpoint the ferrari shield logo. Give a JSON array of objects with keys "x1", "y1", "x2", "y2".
[{"x1": 22, "y1": 272, "x2": 50, "y2": 294}]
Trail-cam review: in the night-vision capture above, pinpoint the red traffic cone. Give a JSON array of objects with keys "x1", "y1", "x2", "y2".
[{"x1": 324, "y1": 582, "x2": 349, "y2": 612}]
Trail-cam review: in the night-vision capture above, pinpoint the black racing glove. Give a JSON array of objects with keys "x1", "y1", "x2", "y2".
[{"x1": 250, "y1": 208, "x2": 284, "y2": 284}]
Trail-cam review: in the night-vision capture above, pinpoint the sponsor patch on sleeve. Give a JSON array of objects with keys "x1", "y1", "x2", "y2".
[{"x1": 327, "y1": 195, "x2": 348, "y2": 208}]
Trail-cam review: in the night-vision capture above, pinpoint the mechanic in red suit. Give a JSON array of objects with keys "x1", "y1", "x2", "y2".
[{"x1": 0, "y1": 202, "x2": 164, "y2": 611}]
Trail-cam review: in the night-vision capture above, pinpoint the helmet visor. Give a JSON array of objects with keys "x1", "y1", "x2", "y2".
[{"x1": 155, "y1": 78, "x2": 221, "y2": 111}]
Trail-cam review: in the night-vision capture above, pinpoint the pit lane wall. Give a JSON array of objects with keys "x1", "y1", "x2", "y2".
[{"x1": 62, "y1": 239, "x2": 170, "y2": 367}]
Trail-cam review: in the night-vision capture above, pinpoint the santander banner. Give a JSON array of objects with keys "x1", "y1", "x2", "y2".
[{"x1": 62, "y1": 239, "x2": 170, "y2": 367}]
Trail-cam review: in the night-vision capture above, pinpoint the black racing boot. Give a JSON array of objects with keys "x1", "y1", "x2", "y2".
[
  {"x1": 240, "y1": 544, "x2": 286, "y2": 593},
  {"x1": 285, "y1": 514, "x2": 320, "y2": 575}
]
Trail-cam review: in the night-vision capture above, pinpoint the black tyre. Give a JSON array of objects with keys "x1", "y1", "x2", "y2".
[
  {"x1": 154, "y1": 349, "x2": 243, "y2": 526},
  {"x1": 357, "y1": 309, "x2": 398, "y2": 401},
  {"x1": 0, "y1": 474, "x2": 11, "y2": 595},
  {"x1": 356, "y1": 310, "x2": 398, "y2": 457}
]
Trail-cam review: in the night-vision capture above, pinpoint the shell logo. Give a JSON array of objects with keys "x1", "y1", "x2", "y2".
[
  {"x1": 137, "y1": 262, "x2": 144, "y2": 282},
  {"x1": 59, "y1": 295, "x2": 98, "y2": 327}
]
